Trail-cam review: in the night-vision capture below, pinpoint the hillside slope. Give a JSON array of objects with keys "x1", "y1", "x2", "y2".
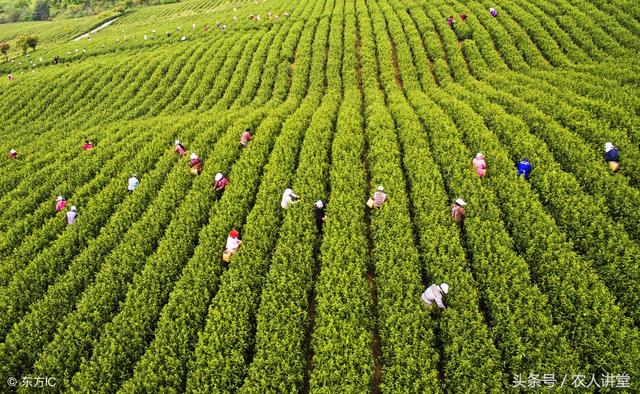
[{"x1": 0, "y1": 0, "x2": 639, "y2": 392}]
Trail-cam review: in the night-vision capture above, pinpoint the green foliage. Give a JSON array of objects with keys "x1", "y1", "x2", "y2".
[
  {"x1": 13, "y1": 33, "x2": 36, "y2": 54},
  {"x1": 30, "y1": 0, "x2": 48, "y2": 20},
  {"x1": 453, "y1": 21, "x2": 472, "y2": 41},
  {"x1": 0, "y1": 0, "x2": 638, "y2": 391},
  {"x1": 15, "y1": 33, "x2": 28, "y2": 53},
  {"x1": 25, "y1": 32, "x2": 36, "y2": 48},
  {"x1": 0, "y1": 0, "x2": 169, "y2": 21},
  {"x1": 0, "y1": 40, "x2": 8, "y2": 59}
]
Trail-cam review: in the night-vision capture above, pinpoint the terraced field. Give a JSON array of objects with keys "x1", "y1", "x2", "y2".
[{"x1": 1, "y1": 0, "x2": 639, "y2": 391}]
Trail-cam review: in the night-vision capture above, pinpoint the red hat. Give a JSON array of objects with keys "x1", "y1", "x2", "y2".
[{"x1": 229, "y1": 229, "x2": 238, "y2": 238}]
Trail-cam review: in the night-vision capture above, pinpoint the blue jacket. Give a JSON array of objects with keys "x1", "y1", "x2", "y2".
[
  {"x1": 604, "y1": 148, "x2": 620, "y2": 162},
  {"x1": 517, "y1": 160, "x2": 532, "y2": 178}
]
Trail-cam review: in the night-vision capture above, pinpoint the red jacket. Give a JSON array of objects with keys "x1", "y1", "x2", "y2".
[
  {"x1": 56, "y1": 200, "x2": 67, "y2": 212},
  {"x1": 240, "y1": 131, "x2": 253, "y2": 145},
  {"x1": 214, "y1": 177, "x2": 229, "y2": 190}
]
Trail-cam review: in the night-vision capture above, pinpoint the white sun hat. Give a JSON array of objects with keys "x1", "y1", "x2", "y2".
[
  {"x1": 215, "y1": 173, "x2": 223, "y2": 181},
  {"x1": 71, "y1": 206, "x2": 77, "y2": 211},
  {"x1": 190, "y1": 152, "x2": 198, "y2": 160},
  {"x1": 455, "y1": 198, "x2": 467, "y2": 206},
  {"x1": 57, "y1": 195, "x2": 64, "y2": 201},
  {"x1": 377, "y1": 185, "x2": 384, "y2": 191},
  {"x1": 440, "y1": 283, "x2": 449, "y2": 294},
  {"x1": 604, "y1": 142, "x2": 614, "y2": 152},
  {"x1": 175, "y1": 140, "x2": 180, "y2": 145}
]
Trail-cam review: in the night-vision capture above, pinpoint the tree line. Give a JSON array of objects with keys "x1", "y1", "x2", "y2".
[{"x1": 0, "y1": 0, "x2": 177, "y2": 23}]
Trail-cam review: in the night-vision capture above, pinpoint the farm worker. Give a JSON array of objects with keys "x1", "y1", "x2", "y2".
[
  {"x1": 516, "y1": 158, "x2": 532, "y2": 179},
  {"x1": 214, "y1": 172, "x2": 229, "y2": 191},
  {"x1": 460, "y1": 13, "x2": 467, "y2": 20},
  {"x1": 274, "y1": 15, "x2": 280, "y2": 21},
  {"x1": 128, "y1": 174, "x2": 140, "y2": 192},
  {"x1": 368, "y1": 186, "x2": 387, "y2": 209},
  {"x1": 451, "y1": 198, "x2": 466, "y2": 224},
  {"x1": 240, "y1": 129, "x2": 253, "y2": 146},
  {"x1": 268, "y1": 11, "x2": 272, "y2": 18},
  {"x1": 189, "y1": 152, "x2": 203, "y2": 175},
  {"x1": 83, "y1": 140, "x2": 94, "y2": 150},
  {"x1": 473, "y1": 152, "x2": 487, "y2": 178},
  {"x1": 281, "y1": 188, "x2": 300, "y2": 209},
  {"x1": 284, "y1": 12, "x2": 290, "y2": 17},
  {"x1": 447, "y1": 16, "x2": 454, "y2": 27},
  {"x1": 203, "y1": 24, "x2": 209, "y2": 32},
  {"x1": 223, "y1": 229, "x2": 242, "y2": 262},
  {"x1": 53, "y1": 56, "x2": 59, "y2": 64},
  {"x1": 603, "y1": 142, "x2": 620, "y2": 172},
  {"x1": 7, "y1": 73, "x2": 13, "y2": 81},
  {"x1": 256, "y1": 15, "x2": 261, "y2": 21},
  {"x1": 490, "y1": 8, "x2": 498, "y2": 17},
  {"x1": 315, "y1": 200, "x2": 327, "y2": 232},
  {"x1": 175, "y1": 140, "x2": 186, "y2": 156},
  {"x1": 180, "y1": 36, "x2": 187, "y2": 42},
  {"x1": 421, "y1": 283, "x2": 449, "y2": 309},
  {"x1": 226, "y1": 229, "x2": 242, "y2": 252},
  {"x1": 234, "y1": 15, "x2": 238, "y2": 21},
  {"x1": 192, "y1": 23, "x2": 196, "y2": 29},
  {"x1": 67, "y1": 206, "x2": 78, "y2": 225},
  {"x1": 8, "y1": 149, "x2": 17, "y2": 159},
  {"x1": 55, "y1": 196, "x2": 67, "y2": 212},
  {"x1": 144, "y1": 35, "x2": 148, "y2": 40}
]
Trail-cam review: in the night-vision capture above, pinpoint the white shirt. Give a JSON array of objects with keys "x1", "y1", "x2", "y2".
[
  {"x1": 281, "y1": 190, "x2": 297, "y2": 209},
  {"x1": 128, "y1": 177, "x2": 140, "y2": 191},
  {"x1": 421, "y1": 284, "x2": 445, "y2": 308},
  {"x1": 226, "y1": 236, "x2": 241, "y2": 252}
]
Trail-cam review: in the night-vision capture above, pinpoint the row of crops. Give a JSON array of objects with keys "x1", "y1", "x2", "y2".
[{"x1": 0, "y1": 0, "x2": 639, "y2": 391}]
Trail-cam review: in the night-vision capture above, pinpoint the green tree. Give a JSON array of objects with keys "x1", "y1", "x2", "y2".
[
  {"x1": 30, "y1": 0, "x2": 49, "y2": 20},
  {"x1": 6, "y1": 0, "x2": 30, "y2": 22},
  {"x1": 16, "y1": 35, "x2": 29, "y2": 55},
  {"x1": 0, "y1": 42, "x2": 9, "y2": 61},
  {"x1": 26, "y1": 35, "x2": 38, "y2": 52},
  {"x1": 16, "y1": 35, "x2": 38, "y2": 55}
]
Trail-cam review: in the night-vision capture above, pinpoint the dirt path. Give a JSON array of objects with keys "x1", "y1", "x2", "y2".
[{"x1": 73, "y1": 18, "x2": 120, "y2": 41}]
